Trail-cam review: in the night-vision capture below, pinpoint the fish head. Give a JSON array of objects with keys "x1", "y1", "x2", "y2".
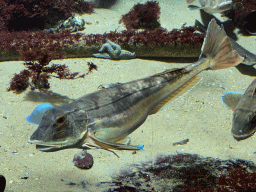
[
  {"x1": 232, "y1": 109, "x2": 256, "y2": 140},
  {"x1": 28, "y1": 107, "x2": 88, "y2": 152}
]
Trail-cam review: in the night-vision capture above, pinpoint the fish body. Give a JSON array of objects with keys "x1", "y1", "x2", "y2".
[
  {"x1": 28, "y1": 19, "x2": 243, "y2": 154},
  {"x1": 222, "y1": 79, "x2": 256, "y2": 140},
  {"x1": 188, "y1": 0, "x2": 232, "y2": 14}
]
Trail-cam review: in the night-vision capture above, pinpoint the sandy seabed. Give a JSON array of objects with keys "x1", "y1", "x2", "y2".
[{"x1": 1, "y1": 0, "x2": 256, "y2": 191}]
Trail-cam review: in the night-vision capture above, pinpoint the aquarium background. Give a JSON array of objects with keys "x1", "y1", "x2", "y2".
[{"x1": 1, "y1": 0, "x2": 256, "y2": 191}]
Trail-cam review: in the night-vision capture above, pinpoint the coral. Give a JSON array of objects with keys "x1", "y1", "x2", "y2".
[
  {"x1": 0, "y1": 0, "x2": 94, "y2": 31},
  {"x1": 119, "y1": 1, "x2": 161, "y2": 30}
]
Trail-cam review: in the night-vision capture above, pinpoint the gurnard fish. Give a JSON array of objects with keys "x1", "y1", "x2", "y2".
[
  {"x1": 222, "y1": 78, "x2": 256, "y2": 140},
  {"x1": 187, "y1": 0, "x2": 232, "y2": 14},
  {"x1": 28, "y1": 19, "x2": 243, "y2": 155}
]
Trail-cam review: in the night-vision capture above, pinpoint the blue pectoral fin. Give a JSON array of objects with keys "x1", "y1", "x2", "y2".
[
  {"x1": 136, "y1": 144, "x2": 144, "y2": 151},
  {"x1": 26, "y1": 103, "x2": 54, "y2": 125},
  {"x1": 222, "y1": 92, "x2": 243, "y2": 111}
]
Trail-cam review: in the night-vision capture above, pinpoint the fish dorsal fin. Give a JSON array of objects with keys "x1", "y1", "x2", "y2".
[
  {"x1": 149, "y1": 76, "x2": 202, "y2": 115},
  {"x1": 222, "y1": 92, "x2": 243, "y2": 111}
]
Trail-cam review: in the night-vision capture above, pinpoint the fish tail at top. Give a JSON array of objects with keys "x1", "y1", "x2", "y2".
[{"x1": 199, "y1": 19, "x2": 244, "y2": 70}]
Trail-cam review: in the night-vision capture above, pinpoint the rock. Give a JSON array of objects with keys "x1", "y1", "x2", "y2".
[{"x1": 73, "y1": 150, "x2": 94, "y2": 169}]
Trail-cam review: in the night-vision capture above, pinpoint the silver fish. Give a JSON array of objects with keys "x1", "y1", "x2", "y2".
[
  {"x1": 28, "y1": 19, "x2": 243, "y2": 155},
  {"x1": 222, "y1": 78, "x2": 256, "y2": 140},
  {"x1": 187, "y1": 0, "x2": 233, "y2": 14}
]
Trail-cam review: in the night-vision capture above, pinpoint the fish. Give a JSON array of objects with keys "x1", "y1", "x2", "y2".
[
  {"x1": 28, "y1": 19, "x2": 243, "y2": 156},
  {"x1": 222, "y1": 78, "x2": 256, "y2": 140},
  {"x1": 187, "y1": 0, "x2": 233, "y2": 14}
]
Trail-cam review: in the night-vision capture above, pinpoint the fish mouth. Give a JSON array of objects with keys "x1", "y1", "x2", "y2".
[
  {"x1": 232, "y1": 133, "x2": 254, "y2": 141},
  {"x1": 35, "y1": 144, "x2": 59, "y2": 152}
]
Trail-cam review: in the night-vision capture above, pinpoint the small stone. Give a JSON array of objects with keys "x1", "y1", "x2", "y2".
[{"x1": 73, "y1": 150, "x2": 93, "y2": 169}]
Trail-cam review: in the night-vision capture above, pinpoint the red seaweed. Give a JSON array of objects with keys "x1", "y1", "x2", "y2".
[
  {"x1": 83, "y1": 27, "x2": 205, "y2": 46},
  {"x1": 4, "y1": 30, "x2": 97, "y2": 94},
  {"x1": 223, "y1": 0, "x2": 256, "y2": 34},
  {"x1": 119, "y1": 1, "x2": 161, "y2": 30},
  {"x1": 0, "y1": 0, "x2": 94, "y2": 31}
]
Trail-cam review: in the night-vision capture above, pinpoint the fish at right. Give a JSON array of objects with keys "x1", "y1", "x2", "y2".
[
  {"x1": 222, "y1": 78, "x2": 256, "y2": 140},
  {"x1": 186, "y1": 0, "x2": 232, "y2": 14}
]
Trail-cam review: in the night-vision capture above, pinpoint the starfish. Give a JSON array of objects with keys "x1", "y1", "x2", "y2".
[{"x1": 92, "y1": 40, "x2": 136, "y2": 60}]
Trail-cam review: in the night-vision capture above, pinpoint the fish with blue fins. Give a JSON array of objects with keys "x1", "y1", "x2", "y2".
[
  {"x1": 222, "y1": 78, "x2": 256, "y2": 140},
  {"x1": 28, "y1": 19, "x2": 243, "y2": 156}
]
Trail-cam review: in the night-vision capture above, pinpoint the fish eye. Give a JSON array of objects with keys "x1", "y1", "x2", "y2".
[{"x1": 56, "y1": 115, "x2": 65, "y2": 124}]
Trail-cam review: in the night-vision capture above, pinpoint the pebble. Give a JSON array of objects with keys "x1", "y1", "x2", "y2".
[{"x1": 73, "y1": 150, "x2": 93, "y2": 169}]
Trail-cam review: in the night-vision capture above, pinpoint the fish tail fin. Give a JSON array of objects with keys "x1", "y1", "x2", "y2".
[{"x1": 199, "y1": 19, "x2": 244, "y2": 70}]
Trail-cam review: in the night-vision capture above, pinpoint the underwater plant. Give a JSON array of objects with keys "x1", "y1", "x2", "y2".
[
  {"x1": 119, "y1": 1, "x2": 161, "y2": 30},
  {"x1": 83, "y1": 25, "x2": 204, "y2": 45},
  {"x1": 217, "y1": 165, "x2": 256, "y2": 191},
  {"x1": 99, "y1": 153, "x2": 256, "y2": 191},
  {"x1": 0, "y1": 26, "x2": 205, "y2": 61},
  {"x1": 0, "y1": 0, "x2": 94, "y2": 31},
  {"x1": 7, "y1": 59, "x2": 97, "y2": 94},
  {"x1": 4, "y1": 30, "x2": 97, "y2": 94},
  {"x1": 223, "y1": 0, "x2": 256, "y2": 35}
]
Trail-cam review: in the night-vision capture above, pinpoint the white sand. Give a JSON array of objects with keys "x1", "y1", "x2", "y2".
[{"x1": 1, "y1": 0, "x2": 256, "y2": 191}]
